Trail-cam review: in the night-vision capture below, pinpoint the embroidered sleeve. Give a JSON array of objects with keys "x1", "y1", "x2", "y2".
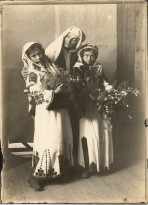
[
  {"x1": 29, "y1": 87, "x2": 54, "y2": 105},
  {"x1": 26, "y1": 71, "x2": 54, "y2": 105},
  {"x1": 31, "y1": 90, "x2": 45, "y2": 105},
  {"x1": 94, "y1": 64, "x2": 103, "y2": 77},
  {"x1": 21, "y1": 66, "x2": 29, "y2": 81},
  {"x1": 29, "y1": 72, "x2": 38, "y2": 83},
  {"x1": 26, "y1": 72, "x2": 37, "y2": 89}
]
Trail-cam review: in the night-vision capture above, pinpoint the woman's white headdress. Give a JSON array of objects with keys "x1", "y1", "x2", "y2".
[{"x1": 45, "y1": 26, "x2": 86, "y2": 62}]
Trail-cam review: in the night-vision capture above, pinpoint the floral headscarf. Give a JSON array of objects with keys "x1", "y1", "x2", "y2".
[
  {"x1": 22, "y1": 42, "x2": 37, "y2": 69},
  {"x1": 45, "y1": 26, "x2": 86, "y2": 63},
  {"x1": 74, "y1": 43, "x2": 99, "y2": 69},
  {"x1": 22, "y1": 42, "x2": 59, "y2": 76}
]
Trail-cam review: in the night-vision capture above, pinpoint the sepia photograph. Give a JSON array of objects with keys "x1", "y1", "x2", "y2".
[{"x1": 0, "y1": 0, "x2": 147, "y2": 203}]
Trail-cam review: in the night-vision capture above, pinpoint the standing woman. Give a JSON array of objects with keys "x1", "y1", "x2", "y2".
[
  {"x1": 45, "y1": 26, "x2": 86, "y2": 164},
  {"x1": 21, "y1": 42, "x2": 73, "y2": 190},
  {"x1": 73, "y1": 44, "x2": 113, "y2": 178}
]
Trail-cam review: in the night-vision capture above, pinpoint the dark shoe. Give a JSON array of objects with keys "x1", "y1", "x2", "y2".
[
  {"x1": 103, "y1": 167, "x2": 109, "y2": 174},
  {"x1": 81, "y1": 170, "x2": 90, "y2": 179},
  {"x1": 100, "y1": 167, "x2": 110, "y2": 175},
  {"x1": 28, "y1": 177, "x2": 41, "y2": 191}
]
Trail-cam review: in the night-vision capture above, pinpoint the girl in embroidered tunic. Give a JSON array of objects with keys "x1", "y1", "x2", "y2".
[
  {"x1": 21, "y1": 42, "x2": 73, "y2": 190},
  {"x1": 73, "y1": 44, "x2": 113, "y2": 178}
]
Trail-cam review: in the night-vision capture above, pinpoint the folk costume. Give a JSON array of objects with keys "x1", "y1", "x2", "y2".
[
  {"x1": 45, "y1": 27, "x2": 86, "y2": 164},
  {"x1": 22, "y1": 42, "x2": 74, "y2": 182},
  {"x1": 73, "y1": 44, "x2": 113, "y2": 174}
]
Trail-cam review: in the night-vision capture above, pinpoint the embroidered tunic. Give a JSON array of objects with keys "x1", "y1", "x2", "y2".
[{"x1": 22, "y1": 42, "x2": 74, "y2": 179}]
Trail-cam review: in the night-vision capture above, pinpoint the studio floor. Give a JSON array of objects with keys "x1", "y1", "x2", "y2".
[{"x1": 1, "y1": 116, "x2": 147, "y2": 203}]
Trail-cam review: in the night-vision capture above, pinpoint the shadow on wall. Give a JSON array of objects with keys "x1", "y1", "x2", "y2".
[{"x1": 2, "y1": 69, "x2": 34, "y2": 143}]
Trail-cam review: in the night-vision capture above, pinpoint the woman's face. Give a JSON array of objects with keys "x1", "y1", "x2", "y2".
[
  {"x1": 82, "y1": 49, "x2": 97, "y2": 66},
  {"x1": 64, "y1": 32, "x2": 79, "y2": 50},
  {"x1": 29, "y1": 47, "x2": 44, "y2": 64}
]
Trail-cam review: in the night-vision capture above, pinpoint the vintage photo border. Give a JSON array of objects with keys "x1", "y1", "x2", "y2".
[{"x1": 0, "y1": 0, "x2": 147, "y2": 203}]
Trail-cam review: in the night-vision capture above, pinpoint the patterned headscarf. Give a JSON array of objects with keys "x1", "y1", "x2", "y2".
[
  {"x1": 74, "y1": 43, "x2": 99, "y2": 68},
  {"x1": 22, "y1": 42, "x2": 59, "y2": 75},
  {"x1": 22, "y1": 41, "x2": 38, "y2": 69}
]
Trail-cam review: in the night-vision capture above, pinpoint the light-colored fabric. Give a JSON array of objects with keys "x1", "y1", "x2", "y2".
[
  {"x1": 45, "y1": 26, "x2": 85, "y2": 63},
  {"x1": 78, "y1": 102, "x2": 113, "y2": 172},
  {"x1": 22, "y1": 42, "x2": 74, "y2": 178},
  {"x1": 33, "y1": 103, "x2": 73, "y2": 178}
]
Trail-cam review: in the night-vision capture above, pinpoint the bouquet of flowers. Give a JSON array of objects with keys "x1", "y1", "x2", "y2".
[
  {"x1": 89, "y1": 81, "x2": 140, "y2": 123},
  {"x1": 46, "y1": 67, "x2": 85, "y2": 118},
  {"x1": 46, "y1": 65, "x2": 140, "y2": 124}
]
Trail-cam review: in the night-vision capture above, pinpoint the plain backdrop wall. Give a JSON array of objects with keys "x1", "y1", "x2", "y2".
[{"x1": 2, "y1": 4, "x2": 117, "y2": 142}]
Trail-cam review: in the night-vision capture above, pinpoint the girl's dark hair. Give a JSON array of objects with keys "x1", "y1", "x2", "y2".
[{"x1": 26, "y1": 43, "x2": 44, "y2": 58}]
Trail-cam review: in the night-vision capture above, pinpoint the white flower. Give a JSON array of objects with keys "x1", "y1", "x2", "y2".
[
  {"x1": 134, "y1": 90, "x2": 140, "y2": 95},
  {"x1": 121, "y1": 91, "x2": 127, "y2": 96}
]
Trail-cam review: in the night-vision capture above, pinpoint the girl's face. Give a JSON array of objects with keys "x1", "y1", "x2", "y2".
[
  {"x1": 64, "y1": 32, "x2": 79, "y2": 50},
  {"x1": 82, "y1": 49, "x2": 97, "y2": 66},
  {"x1": 29, "y1": 47, "x2": 44, "y2": 64}
]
